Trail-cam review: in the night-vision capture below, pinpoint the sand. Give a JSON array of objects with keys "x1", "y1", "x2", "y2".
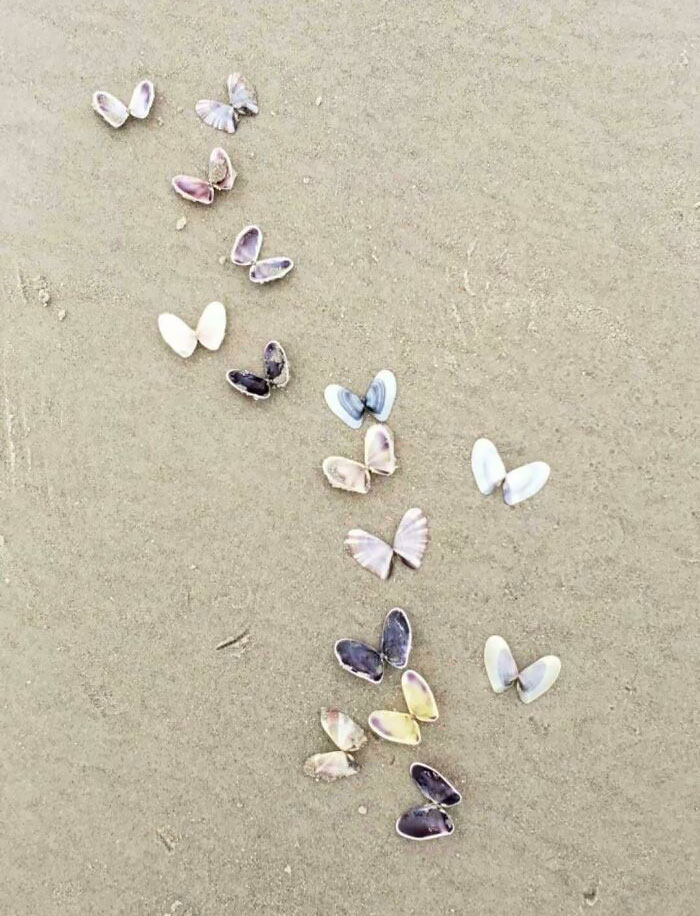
[{"x1": 1, "y1": 1, "x2": 698, "y2": 914}]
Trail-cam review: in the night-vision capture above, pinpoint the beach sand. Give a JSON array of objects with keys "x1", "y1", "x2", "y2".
[{"x1": 1, "y1": 1, "x2": 698, "y2": 913}]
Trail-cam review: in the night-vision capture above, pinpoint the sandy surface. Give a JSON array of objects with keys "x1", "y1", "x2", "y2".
[{"x1": 1, "y1": 1, "x2": 698, "y2": 914}]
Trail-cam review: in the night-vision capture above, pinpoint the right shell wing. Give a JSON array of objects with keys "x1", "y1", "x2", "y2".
[{"x1": 392, "y1": 507, "x2": 429, "y2": 570}]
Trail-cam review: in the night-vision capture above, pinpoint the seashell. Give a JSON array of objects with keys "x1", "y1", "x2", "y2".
[
  {"x1": 516, "y1": 655, "x2": 561, "y2": 704},
  {"x1": 396, "y1": 761, "x2": 462, "y2": 840},
  {"x1": 368, "y1": 668, "x2": 437, "y2": 745},
  {"x1": 320, "y1": 707, "x2": 367, "y2": 753},
  {"x1": 483, "y1": 635, "x2": 519, "y2": 694},
  {"x1": 196, "y1": 74, "x2": 258, "y2": 134},
  {"x1": 470, "y1": 437, "x2": 550, "y2": 505},
  {"x1": 227, "y1": 73, "x2": 259, "y2": 116},
  {"x1": 334, "y1": 608, "x2": 411, "y2": 683},
  {"x1": 92, "y1": 80, "x2": 154, "y2": 128},
  {"x1": 368, "y1": 710, "x2": 421, "y2": 745},
  {"x1": 157, "y1": 301, "x2": 226, "y2": 358},
  {"x1": 322, "y1": 458, "x2": 371, "y2": 494},
  {"x1": 345, "y1": 507, "x2": 429, "y2": 580},
  {"x1": 379, "y1": 607, "x2": 412, "y2": 669},
  {"x1": 263, "y1": 340, "x2": 290, "y2": 388},
  {"x1": 396, "y1": 804, "x2": 455, "y2": 841},
  {"x1": 409, "y1": 762, "x2": 462, "y2": 807},
  {"x1": 484, "y1": 635, "x2": 561, "y2": 704},
  {"x1": 303, "y1": 708, "x2": 366, "y2": 782},
  {"x1": 195, "y1": 99, "x2": 236, "y2": 134},
  {"x1": 503, "y1": 461, "x2": 551, "y2": 506},
  {"x1": 231, "y1": 225, "x2": 263, "y2": 265},
  {"x1": 171, "y1": 176, "x2": 215, "y2": 205},
  {"x1": 322, "y1": 424, "x2": 396, "y2": 495},
  {"x1": 226, "y1": 340, "x2": 289, "y2": 402},
  {"x1": 303, "y1": 750, "x2": 359, "y2": 782},
  {"x1": 128, "y1": 80, "x2": 155, "y2": 119},
  {"x1": 250, "y1": 257, "x2": 294, "y2": 284},
  {"x1": 230, "y1": 226, "x2": 293, "y2": 284},
  {"x1": 171, "y1": 148, "x2": 235, "y2": 205},
  {"x1": 471, "y1": 438, "x2": 507, "y2": 495},
  {"x1": 324, "y1": 370, "x2": 397, "y2": 429},
  {"x1": 92, "y1": 91, "x2": 129, "y2": 128},
  {"x1": 226, "y1": 371, "x2": 270, "y2": 400}
]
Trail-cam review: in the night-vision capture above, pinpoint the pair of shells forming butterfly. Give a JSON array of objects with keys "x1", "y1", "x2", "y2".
[
  {"x1": 230, "y1": 225, "x2": 294, "y2": 285},
  {"x1": 92, "y1": 80, "x2": 155, "y2": 128},
  {"x1": 396, "y1": 763, "x2": 462, "y2": 841},
  {"x1": 323, "y1": 424, "x2": 396, "y2": 494},
  {"x1": 484, "y1": 636, "x2": 561, "y2": 704},
  {"x1": 471, "y1": 438, "x2": 550, "y2": 506},
  {"x1": 171, "y1": 148, "x2": 236, "y2": 205},
  {"x1": 334, "y1": 608, "x2": 412, "y2": 683},
  {"x1": 196, "y1": 73, "x2": 258, "y2": 134},
  {"x1": 303, "y1": 708, "x2": 367, "y2": 782},
  {"x1": 324, "y1": 370, "x2": 397, "y2": 429},
  {"x1": 157, "y1": 301, "x2": 226, "y2": 358},
  {"x1": 345, "y1": 507, "x2": 429, "y2": 580},
  {"x1": 368, "y1": 669, "x2": 438, "y2": 745},
  {"x1": 226, "y1": 341, "x2": 289, "y2": 401}
]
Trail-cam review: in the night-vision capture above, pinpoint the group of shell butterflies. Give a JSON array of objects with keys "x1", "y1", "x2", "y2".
[
  {"x1": 313, "y1": 377, "x2": 560, "y2": 840},
  {"x1": 92, "y1": 75, "x2": 294, "y2": 392}
]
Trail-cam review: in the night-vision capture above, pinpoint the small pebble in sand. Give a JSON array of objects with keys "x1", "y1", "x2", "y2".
[
  {"x1": 218, "y1": 255, "x2": 227, "y2": 265},
  {"x1": 57, "y1": 309, "x2": 66, "y2": 321},
  {"x1": 358, "y1": 805, "x2": 367, "y2": 815},
  {"x1": 176, "y1": 217, "x2": 187, "y2": 231},
  {"x1": 302, "y1": 177, "x2": 310, "y2": 185},
  {"x1": 38, "y1": 289, "x2": 50, "y2": 306},
  {"x1": 284, "y1": 864, "x2": 292, "y2": 875},
  {"x1": 315, "y1": 95, "x2": 323, "y2": 106},
  {"x1": 157, "y1": 117, "x2": 164, "y2": 126},
  {"x1": 177, "y1": 106, "x2": 183, "y2": 114}
]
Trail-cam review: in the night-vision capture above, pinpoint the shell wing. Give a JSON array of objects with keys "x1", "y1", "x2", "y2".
[
  {"x1": 368, "y1": 710, "x2": 421, "y2": 745},
  {"x1": 195, "y1": 99, "x2": 236, "y2": 133},
  {"x1": 303, "y1": 751, "x2": 358, "y2": 782},
  {"x1": 516, "y1": 655, "x2": 561, "y2": 704},
  {"x1": 157, "y1": 313, "x2": 197, "y2": 358},
  {"x1": 334, "y1": 639, "x2": 384, "y2": 683},
  {"x1": 226, "y1": 371, "x2": 271, "y2": 400},
  {"x1": 128, "y1": 80, "x2": 154, "y2": 118},
  {"x1": 364, "y1": 424, "x2": 396, "y2": 476},
  {"x1": 322, "y1": 458, "x2": 371, "y2": 494},
  {"x1": 195, "y1": 301, "x2": 226, "y2": 351},
  {"x1": 208, "y1": 147, "x2": 236, "y2": 191},
  {"x1": 231, "y1": 224, "x2": 263, "y2": 265},
  {"x1": 364, "y1": 369, "x2": 396, "y2": 422},
  {"x1": 344, "y1": 529, "x2": 394, "y2": 579},
  {"x1": 249, "y1": 257, "x2": 294, "y2": 284},
  {"x1": 392, "y1": 507, "x2": 429, "y2": 570},
  {"x1": 171, "y1": 175, "x2": 214, "y2": 205},
  {"x1": 320, "y1": 708, "x2": 367, "y2": 753},
  {"x1": 263, "y1": 340, "x2": 289, "y2": 388},
  {"x1": 396, "y1": 805, "x2": 454, "y2": 841},
  {"x1": 401, "y1": 670, "x2": 438, "y2": 723},
  {"x1": 227, "y1": 72, "x2": 259, "y2": 114},
  {"x1": 92, "y1": 91, "x2": 129, "y2": 128},
  {"x1": 410, "y1": 762, "x2": 462, "y2": 807},
  {"x1": 324, "y1": 385, "x2": 365, "y2": 429},
  {"x1": 484, "y1": 635, "x2": 519, "y2": 694},
  {"x1": 503, "y1": 461, "x2": 550, "y2": 506},
  {"x1": 471, "y1": 438, "x2": 507, "y2": 495},
  {"x1": 379, "y1": 607, "x2": 411, "y2": 669}
]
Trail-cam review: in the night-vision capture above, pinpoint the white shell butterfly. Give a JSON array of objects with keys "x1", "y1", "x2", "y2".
[
  {"x1": 92, "y1": 80, "x2": 155, "y2": 128},
  {"x1": 484, "y1": 636, "x2": 561, "y2": 704},
  {"x1": 322, "y1": 424, "x2": 396, "y2": 494},
  {"x1": 345, "y1": 507, "x2": 429, "y2": 580},
  {"x1": 171, "y1": 148, "x2": 236, "y2": 205},
  {"x1": 324, "y1": 370, "x2": 397, "y2": 430},
  {"x1": 157, "y1": 301, "x2": 226, "y2": 358},
  {"x1": 471, "y1": 438, "x2": 550, "y2": 506},
  {"x1": 195, "y1": 73, "x2": 258, "y2": 134}
]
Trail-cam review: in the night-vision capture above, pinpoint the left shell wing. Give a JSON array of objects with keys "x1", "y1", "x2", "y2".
[
  {"x1": 196, "y1": 99, "x2": 236, "y2": 133},
  {"x1": 158, "y1": 313, "x2": 197, "y2": 358},
  {"x1": 344, "y1": 529, "x2": 394, "y2": 579}
]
